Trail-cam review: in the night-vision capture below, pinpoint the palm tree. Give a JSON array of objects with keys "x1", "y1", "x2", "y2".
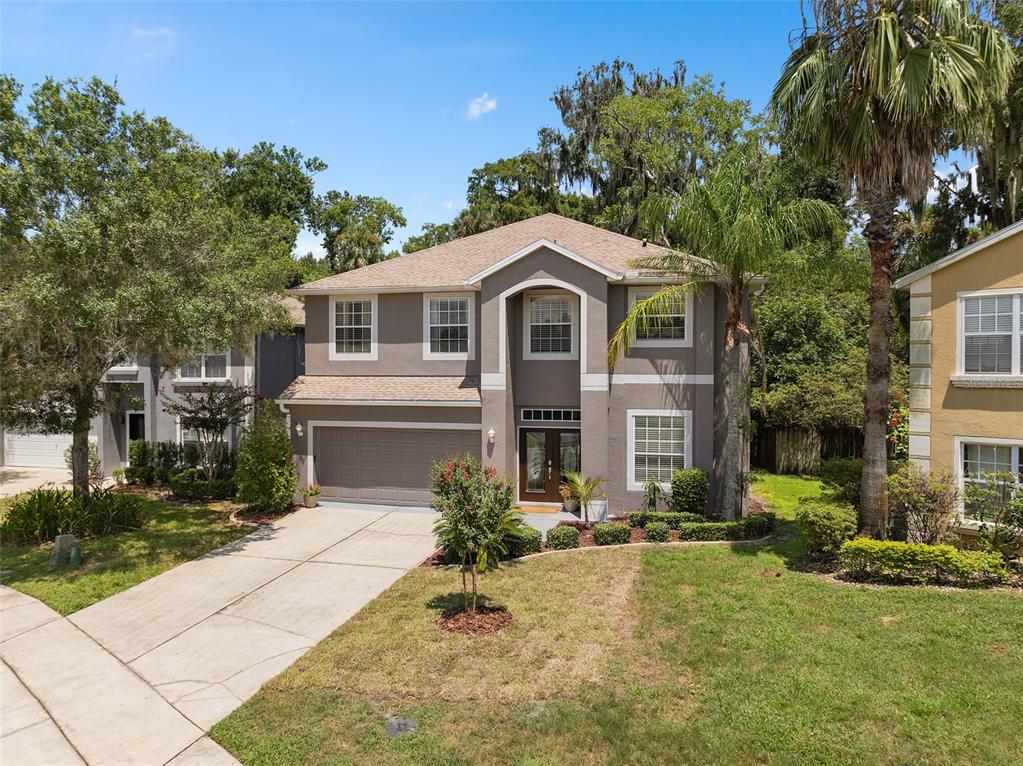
[
  {"x1": 771, "y1": 0, "x2": 1015, "y2": 535},
  {"x1": 561, "y1": 471, "x2": 606, "y2": 525},
  {"x1": 610, "y1": 142, "x2": 840, "y2": 519}
]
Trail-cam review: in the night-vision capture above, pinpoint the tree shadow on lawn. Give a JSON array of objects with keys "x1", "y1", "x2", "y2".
[
  {"x1": 426, "y1": 591, "x2": 501, "y2": 615},
  {"x1": 728, "y1": 518, "x2": 810, "y2": 571}
]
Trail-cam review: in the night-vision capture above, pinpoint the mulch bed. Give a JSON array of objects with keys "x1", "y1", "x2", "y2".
[
  {"x1": 437, "y1": 605, "x2": 513, "y2": 635},
  {"x1": 231, "y1": 504, "x2": 300, "y2": 526}
]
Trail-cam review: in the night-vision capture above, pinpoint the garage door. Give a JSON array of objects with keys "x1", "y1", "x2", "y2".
[
  {"x1": 314, "y1": 427, "x2": 481, "y2": 506},
  {"x1": 3, "y1": 432, "x2": 75, "y2": 468}
]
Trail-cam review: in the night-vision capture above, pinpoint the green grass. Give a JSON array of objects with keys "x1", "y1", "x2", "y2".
[
  {"x1": 751, "y1": 471, "x2": 824, "y2": 519},
  {"x1": 213, "y1": 535, "x2": 1023, "y2": 766},
  {"x1": 0, "y1": 494, "x2": 247, "y2": 615}
]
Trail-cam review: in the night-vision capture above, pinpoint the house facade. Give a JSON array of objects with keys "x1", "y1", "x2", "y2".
[
  {"x1": 0, "y1": 297, "x2": 305, "y2": 475},
  {"x1": 282, "y1": 213, "x2": 740, "y2": 516},
  {"x1": 895, "y1": 219, "x2": 1023, "y2": 516}
]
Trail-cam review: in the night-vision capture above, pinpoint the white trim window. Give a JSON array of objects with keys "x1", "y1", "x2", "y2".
[
  {"x1": 959, "y1": 291, "x2": 1022, "y2": 375},
  {"x1": 109, "y1": 352, "x2": 139, "y2": 372},
  {"x1": 957, "y1": 437, "x2": 1022, "y2": 520},
  {"x1": 179, "y1": 349, "x2": 230, "y2": 381},
  {"x1": 177, "y1": 417, "x2": 231, "y2": 449},
  {"x1": 627, "y1": 409, "x2": 692, "y2": 490},
  {"x1": 524, "y1": 291, "x2": 577, "y2": 360},
  {"x1": 627, "y1": 287, "x2": 692, "y2": 347},
  {"x1": 331, "y1": 295, "x2": 377, "y2": 360},
  {"x1": 423, "y1": 294, "x2": 473, "y2": 359}
]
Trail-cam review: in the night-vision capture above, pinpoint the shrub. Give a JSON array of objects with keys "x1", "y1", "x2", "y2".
[
  {"x1": 886, "y1": 465, "x2": 957, "y2": 543},
  {"x1": 629, "y1": 510, "x2": 706, "y2": 529},
  {"x1": 235, "y1": 401, "x2": 297, "y2": 514},
  {"x1": 128, "y1": 439, "x2": 150, "y2": 470},
  {"x1": 506, "y1": 525, "x2": 542, "y2": 558},
  {"x1": 65, "y1": 442, "x2": 102, "y2": 480},
  {"x1": 676, "y1": 513, "x2": 776, "y2": 541},
  {"x1": 796, "y1": 500, "x2": 857, "y2": 554},
  {"x1": 124, "y1": 465, "x2": 154, "y2": 485},
  {"x1": 170, "y1": 468, "x2": 235, "y2": 502},
  {"x1": 593, "y1": 522, "x2": 631, "y2": 546},
  {"x1": 966, "y1": 472, "x2": 1023, "y2": 561},
  {"x1": 1, "y1": 487, "x2": 147, "y2": 544},
  {"x1": 670, "y1": 468, "x2": 709, "y2": 515},
  {"x1": 838, "y1": 538, "x2": 1009, "y2": 586},
  {"x1": 820, "y1": 457, "x2": 907, "y2": 508},
  {"x1": 644, "y1": 520, "x2": 670, "y2": 542},
  {"x1": 428, "y1": 454, "x2": 519, "y2": 612},
  {"x1": 546, "y1": 525, "x2": 580, "y2": 550}
]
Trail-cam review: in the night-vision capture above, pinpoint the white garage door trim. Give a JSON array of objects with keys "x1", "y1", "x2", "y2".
[
  {"x1": 3, "y1": 432, "x2": 96, "y2": 468},
  {"x1": 306, "y1": 420, "x2": 482, "y2": 485}
]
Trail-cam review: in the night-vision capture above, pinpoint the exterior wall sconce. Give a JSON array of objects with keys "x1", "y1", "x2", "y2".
[
  {"x1": 487, "y1": 428, "x2": 496, "y2": 444},
  {"x1": 295, "y1": 423, "x2": 304, "y2": 437}
]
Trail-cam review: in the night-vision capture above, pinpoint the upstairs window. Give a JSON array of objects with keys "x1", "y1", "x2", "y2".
[
  {"x1": 526, "y1": 293, "x2": 575, "y2": 359},
  {"x1": 425, "y1": 295, "x2": 472, "y2": 358},
  {"x1": 109, "y1": 352, "x2": 139, "y2": 371},
  {"x1": 961, "y1": 292, "x2": 1021, "y2": 375},
  {"x1": 180, "y1": 349, "x2": 228, "y2": 380},
  {"x1": 332, "y1": 297, "x2": 376, "y2": 359},
  {"x1": 629, "y1": 287, "x2": 688, "y2": 345}
]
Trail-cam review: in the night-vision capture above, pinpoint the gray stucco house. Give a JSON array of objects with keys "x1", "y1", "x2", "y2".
[{"x1": 283, "y1": 214, "x2": 741, "y2": 516}]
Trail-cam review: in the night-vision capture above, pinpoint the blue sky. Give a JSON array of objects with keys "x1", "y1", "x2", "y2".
[{"x1": 3, "y1": 1, "x2": 808, "y2": 254}]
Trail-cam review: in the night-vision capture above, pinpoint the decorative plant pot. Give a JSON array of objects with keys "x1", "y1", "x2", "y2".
[
  {"x1": 563, "y1": 498, "x2": 580, "y2": 513},
  {"x1": 305, "y1": 495, "x2": 319, "y2": 508}
]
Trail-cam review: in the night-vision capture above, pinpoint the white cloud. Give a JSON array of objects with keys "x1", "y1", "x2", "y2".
[
  {"x1": 443, "y1": 200, "x2": 455, "y2": 211},
  {"x1": 129, "y1": 24, "x2": 176, "y2": 59},
  {"x1": 131, "y1": 25, "x2": 175, "y2": 39},
  {"x1": 466, "y1": 92, "x2": 497, "y2": 120}
]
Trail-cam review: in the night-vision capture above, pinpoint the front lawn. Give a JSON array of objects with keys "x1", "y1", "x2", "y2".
[
  {"x1": 0, "y1": 493, "x2": 248, "y2": 615},
  {"x1": 213, "y1": 535, "x2": 1023, "y2": 766},
  {"x1": 751, "y1": 471, "x2": 824, "y2": 518}
]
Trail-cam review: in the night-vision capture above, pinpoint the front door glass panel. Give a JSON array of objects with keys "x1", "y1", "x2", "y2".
[
  {"x1": 560, "y1": 432, "x2": 580, "y2": 475},
  {"x1": 525, "y1": 431, "x2": 547, "y2": 493}
]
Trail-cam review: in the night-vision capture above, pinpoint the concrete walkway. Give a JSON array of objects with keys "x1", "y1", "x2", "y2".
[{"x1": 1, "y1": 503, "x2": 438, "y2": 765}]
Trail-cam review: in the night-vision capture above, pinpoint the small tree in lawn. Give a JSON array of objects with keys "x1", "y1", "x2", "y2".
[
  {"x1": 235, "y1": 400, "x2": 297, "y2": 513},
  {"x1": 161, "y1": 384, "x2": 253, "y2": 489},
  {"x1": 429, "y1": 454, "x2": 522, "y2": 613}
]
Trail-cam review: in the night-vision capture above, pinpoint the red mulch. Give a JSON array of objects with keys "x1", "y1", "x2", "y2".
[{"x1": 437, "y1": 606, "x2": 513, "y2": 635}]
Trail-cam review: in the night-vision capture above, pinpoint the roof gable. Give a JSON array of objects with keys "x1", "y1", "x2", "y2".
[
  {"x1": 464, "y1": 238, "x2": 621, "y2": 283},
  {"x1": 894, "y1": 219, "x2": 1023, "y2": 289}
]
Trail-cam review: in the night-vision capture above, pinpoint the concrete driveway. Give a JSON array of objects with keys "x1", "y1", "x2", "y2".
[
  {"x1": 0, "y1": 466, "x2": 72, "y2": 498},
  {"x1": 1, "y1": 502, "x2": 439, "y2": 766}
]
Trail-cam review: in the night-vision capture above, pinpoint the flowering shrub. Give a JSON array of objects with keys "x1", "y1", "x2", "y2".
[{"x1": 429, "y1": 454, "x2": 521, "y2": 612}]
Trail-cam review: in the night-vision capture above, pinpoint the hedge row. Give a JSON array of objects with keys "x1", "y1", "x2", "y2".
[
  {"x1": 838, "y1": 538, "x2": 1009, "y2": 585},
  {"x1": 676, "y1": 513, "x2": 776, "y2": 541},
  {"x1": 593, "y1": 522, "x2": 631, "y2": 546},
  {"x1": 629, "y1": 510, "x2": 706, "y2": 529}
]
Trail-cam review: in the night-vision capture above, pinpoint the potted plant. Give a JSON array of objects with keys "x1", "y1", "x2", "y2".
[
  {"x1": 561, "y1": 472, "x2": 606, "y2": 526},
  {"x1": 302, "y1": 484, "x2": 321, "y2": 508},
  {"x1": 559, "y1": 482, "x2": 580, "y2": 513}
]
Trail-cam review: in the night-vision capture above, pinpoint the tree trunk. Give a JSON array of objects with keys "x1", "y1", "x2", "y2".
[
  {"x1": 70, "y1": 409, "x2": 92, "y2": 503},
  {"x1": 721, "y1": 335, "x2": 742, "y2": 520},
  {"x1": 860, "y1": 194, "x2": 898, "y2": 537}
]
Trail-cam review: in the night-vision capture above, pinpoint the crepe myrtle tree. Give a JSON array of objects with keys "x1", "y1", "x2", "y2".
[
  {"x1": 610, "y1": 140, "x2": 841, "y2": 519},
  {"x1": 161, "y1": 384, "x2": 255, "y2": 487},
  {"x1": 0, "y1": 76, "x2": 295, "y2": 501},
  {"x1": 771, "y1": 0, "x2": 1016, "y2": 535}
]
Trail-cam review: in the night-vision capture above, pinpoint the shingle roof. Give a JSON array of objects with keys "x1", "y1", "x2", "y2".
[
  {"x1": 291, "y1": 213, "x2": 690, "y2": 292},
  {"x1": 278, "y1": 375, "x2": 481, "y2": 404},
  {"x1": 278, "y1": 296, "x2": 305, "y2": 326}
]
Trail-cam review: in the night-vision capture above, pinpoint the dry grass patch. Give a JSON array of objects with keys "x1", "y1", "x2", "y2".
[{"x1": 272, "y1": 547, "x2": 640, "y2": 704}]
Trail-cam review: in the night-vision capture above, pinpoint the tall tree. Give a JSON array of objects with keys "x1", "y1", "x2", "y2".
[
  {"x1": 313, "y1": 190, "x2": 406, "y2": 273},
  {"x1": 772, "y1": 0, "x2": 1015, "y2": 535},
  {"x1": 610, "y1": 142, "x2": 840, "y2": 519},
  {"x1": 0, "y1": 77, "x2": 294, "y2": 499}
]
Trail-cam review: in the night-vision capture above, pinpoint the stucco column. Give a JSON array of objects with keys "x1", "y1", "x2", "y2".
[{"x1": 580, "y1": 289, "x2": 610, "y2": 516}]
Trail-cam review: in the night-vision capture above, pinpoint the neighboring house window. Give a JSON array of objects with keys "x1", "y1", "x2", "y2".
[
  {"x1": 959, "y1": 438, "x2": 1022, "y2": 519},
  {"x1": 178, "y1": 419, "x2": 230, "y2": 448},
  {"x1": 627, "y1": 409, "x2": 691, "y2": 490},
  {"x1": 525, "y1": 293, "x2": 576, "y2": 359},
  {"x1": 331, "y1": 296, "x2": 377, "y2": 360},
  {"x1": 179, "y1": 349, "x2": 229, "y2": 380},
  {"x1": 109, "y1": 352, "x2": 138, "y2": 371},
  {"x1": 628, "y1": 287, "x2": 690, "y2": 347},
  {"x1": 960, "y1": 292, "x2": 1021, "y2": 375},
  {"x1": 423, "y1": 294, "x2": 473, "y2": 359}
]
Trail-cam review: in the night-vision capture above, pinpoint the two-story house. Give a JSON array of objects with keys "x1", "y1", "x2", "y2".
[
  {"x1": 895, "y1": 219, "x2": 1023, "y2": 516},
  {"x1": 0, "y1": 297, "x2": 305, "y2": 476},
  {"x1": 282, "y1": 213, "x2": 740, "y2": 516}
]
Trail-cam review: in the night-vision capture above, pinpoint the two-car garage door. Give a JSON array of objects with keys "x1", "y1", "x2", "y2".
[
  {"x1": 3, "y1": 432, "x2": 75, "y2": 468},
  {"x1": 314, "y1": 427, "x2": 481, "y2": 506}
]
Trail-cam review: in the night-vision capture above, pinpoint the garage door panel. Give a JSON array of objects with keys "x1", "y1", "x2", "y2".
[
  {"x1": 3, "y1": 432, "x2": 76, "y2": 468},
  {"x1": 314, "y1": 427, "x2": 481, "y2": 506}
]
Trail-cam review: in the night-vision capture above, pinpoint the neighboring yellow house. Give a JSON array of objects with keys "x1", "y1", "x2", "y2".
[{"x1": 894, "y1": 219, "x2": 1023, "y2": 519}]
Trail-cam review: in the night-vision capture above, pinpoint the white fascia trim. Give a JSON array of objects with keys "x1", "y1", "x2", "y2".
[
  {"x1": 626, "y1": 408, "x2": 693, "y2": 492},
  {"x1": 952, "y1": 435, "x2": 1023, "y2": 519},
  {"x1": 292, "y1": 285, "x2": 473, "y2": 296},
  {"x1": 497, "y1": 278, "x2": 588, "y2": 375},
  {"x1": 422, "y1": 293, "x2": 476, "y2": 361},
  {"x1": 612, "y1": 373, "x2": 714, "y2": 385},
  {"x1": 522, "y1": 289, "x2": 580, "y2": 361},
  {"x1": 465, "y1": 238, "x2": 621, "y2": 284},
  {"x1": 626, "y1": 285, "x2": 694, "y2": 349},
  {"x1": 328, "y1": 294, "x2": 379, "y2": 362},
  {"x1": 894, "y1": 219, "x2": 1023, "y2": 289},
  {"x1": 305, "y1": 419, "x2": 483, "y2": 485},
  {"x1": 279, "y1": 398, "x2": 481, "y2": 407}
]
